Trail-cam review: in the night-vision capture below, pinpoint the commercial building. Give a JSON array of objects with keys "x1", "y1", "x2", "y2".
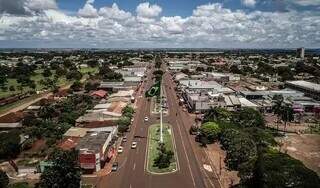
[
  {"x1": 285, "y1": 81, "x2": 320, "y2": 100},
  {"x1": 297, "y1": 47, "x2": 305, "y2": 59},
  {"x1": 76, "y1": 131, "x2": 115, "y2": 173}
]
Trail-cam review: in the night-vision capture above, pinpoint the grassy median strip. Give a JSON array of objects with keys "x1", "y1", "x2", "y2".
[{"x1": 147, "y1": 124, "x2": 177, "y2": 174}]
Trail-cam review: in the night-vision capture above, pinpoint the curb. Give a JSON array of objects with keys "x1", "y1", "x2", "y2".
[{"x1": 145, "y1": 124, "x2": 179, "y2": 175}]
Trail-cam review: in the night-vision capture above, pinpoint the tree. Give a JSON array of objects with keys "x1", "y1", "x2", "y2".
[
  {"x1": 9, "y1": 85, "x2": 15, "y2": 91},
  {"x1": 16, "y1": 75, "x2": 32, "y2": 87},
  {"x1": 200, "y1": 122, "x2": 221, "y2": 143},
  {"x1": 272, "y1": 94, "x2": 284, "y2": 129},
  {"x1": 277, "y1": 66, "x2": 294, "y2": 81},
  {"x1": 0, "y1": 74, "x2": 8, "y2": 87},
  {"x1": 257, "y1": 152, "x2": 320, "y2": 188},
  {"x1": 122, "y1": 105, "x2": 135, "y2": 119},
  {"x1": 66, "y1": 70, "x2": 82, "y2": 80},
  {"x1": 203, "y1": 107, "x2": 232, "y2": 123},
  {"x1": 0, "y1": 170, "x2": 9, "y2": 188},
  {"x1": 280, "y1": 103, "x2": 294, "y2": 132},
  {"x1": 153, "y1": 70, "x2": 164, "y2": 76},
  {"x1": 220, "y1": 129, "x2": 257, "y2": 171},
  {"x1": 272, "y1": 95, "x2": 294, "y2": 131},
  {"x1": 42, "y1": 68, "x2": 52, "y2": 77},
  {"x1": 0, "y1": 130, "x2": 21, "y2": 160},
  {"x1": 28, "y1": 80, "x2": 36, "y2": 90},
  {"x1": 153, "y1": 143, "x2": 174, "y2": 169},
  {"x1": 117, "y1": 117, "x2": 131, "y2": 133},
  {"x1": 84, "y1": 82, "x2": 99, "y2": 92},
  {"x1": 196, "y1": 67, "x2": 205, "y2": 72},
  {"x1": 181, "y1": 69, "x2": 190, "y2": 75},
  {"x1": 39, "y1": 149, "x2": 81, "y2": 188},
  {"x1": 206, "y1": 66, "x2": 214, "y2": 72},
  {"x1": 70, "y1": 80, "x2": 83, "y2": 92},
  {"x1": 87, "y1": 60, "x2": 99, "y2": 67},
  {"x1": 17, "y1": 84, "x2": 24, "y2": 94},
  {"x1": 234, "y1": 107, "x2": 265, "y2": 128},
  {"x1": 230, "y1": 65, "x2": 242, "y2": 74},
  {"x1": 55, "y1": 66, "x2": 67, "y2": 77}
]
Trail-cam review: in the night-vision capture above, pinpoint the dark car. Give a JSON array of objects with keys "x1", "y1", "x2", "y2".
[{"x1": 112, "y1": 162, "x2": 119, "y2": 172}]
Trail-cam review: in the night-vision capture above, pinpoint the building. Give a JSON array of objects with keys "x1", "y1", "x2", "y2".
[
  {"x1": 297, "y1": 47, "x2": 305, "y2": 59},
  {"x1": 90, "y1": 90, "x2": 108, "y2": 99},
  {"x1": 285, "y1": 81, "x2": 320, "y2": 100},
  {"x1": 76, "y1": 131, "x2": 115, "y2": 173},
  {"x1": 0, "y1": 112, "x2": 24, "y2": 129}
]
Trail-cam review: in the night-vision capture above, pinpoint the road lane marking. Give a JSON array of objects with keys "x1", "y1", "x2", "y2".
[
  {"x1": 133, "y1": 163, "x2": 136, "y2": 171},
  {"x1": 176, "y1": 120, "x2": 196, "y2": 187},
  {"x1": 118, "y1": 157, "x2": 128, "y2": 171}
]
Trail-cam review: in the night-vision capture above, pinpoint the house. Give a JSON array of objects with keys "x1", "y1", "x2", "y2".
[
  {"x1": 91, "y1": 90, "x2": 107, "y2": 99},
  {"x1": 76, "y1": 110, "x2": 122, "y2": 123},
  {"x1": 0, "y1": 112, "x2": 24, "y2": 129}
]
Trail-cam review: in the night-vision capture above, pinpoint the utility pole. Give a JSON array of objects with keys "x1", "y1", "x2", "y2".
[{"x1": 159, "y1": 56, "x2": 163, "y2": 143}]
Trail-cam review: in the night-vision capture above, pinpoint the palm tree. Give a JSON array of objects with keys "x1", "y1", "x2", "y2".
[
  {"x1": 272, "y1": 94, "x2": 284, "y2": 130},
  {"x1": 280, "y1": 103, "x2": 294, "y2": 132}
]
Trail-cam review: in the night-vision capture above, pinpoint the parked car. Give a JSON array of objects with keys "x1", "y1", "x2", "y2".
[
  {"x1": 111, "y1": 162, "x2": 118, "y2": 171},
  {"x1": 118, "y1": 146, "x2": 123, "y2": 153},
  {"x1": 144, "y1": 117, "x2": 149, "y2": 122},
  {"x1": 122, "y1": 136, "x2": 127, "y2": 142},
  {"x1": 131, "y1": 141, "x2": 137, "y2": 149}
]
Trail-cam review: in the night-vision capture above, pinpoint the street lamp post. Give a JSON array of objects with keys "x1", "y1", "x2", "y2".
[{"x1": 160, "y1": 81, "x2": 163, "y2": 143}]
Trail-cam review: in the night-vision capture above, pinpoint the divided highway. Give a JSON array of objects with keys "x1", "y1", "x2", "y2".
[{"x1": 101, "y1": 62, "x2": 219, "y2": 188}]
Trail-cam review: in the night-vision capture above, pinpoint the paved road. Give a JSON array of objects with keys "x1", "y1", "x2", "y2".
[{"x1": 100, "y1": 61, "x2": 220, "y2": 188}]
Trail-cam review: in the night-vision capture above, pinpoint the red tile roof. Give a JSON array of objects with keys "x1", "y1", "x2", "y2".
[
  {"x1": 90, "y1": 90, "x2": 107, "y2": 98},
  {"x1": 0, "y1": 112, "x2": 25, "y2": 123}
]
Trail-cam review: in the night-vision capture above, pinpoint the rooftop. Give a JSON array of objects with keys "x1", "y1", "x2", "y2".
[
  {"x1": 91, "y1": 90, "x2": 107, "y2": 98},
  {"x1": 63, "y1": 127, "x2": 89, "y2": 137},
  {"x1": 76, "y1": 132, "x2": 111, "y2": 153},
  {"x1": 0, "y1": 112, "x2": 24, "y2": 123},
  {"x1": 286, "y1": 80, "x2": 320, "y2": 93}
]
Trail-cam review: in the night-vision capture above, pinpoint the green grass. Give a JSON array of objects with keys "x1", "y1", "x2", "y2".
[
  {"x1": 0, "y1": 69, "x2": 70, "y2": 98},
  {"x1": 147, "y1": 124, "x2": 177, "y2": 174},
  {"x1": 79, "y1": 67, "x2": 98, "y2": 75}
]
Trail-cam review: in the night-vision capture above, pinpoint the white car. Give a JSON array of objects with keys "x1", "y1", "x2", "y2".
[
  {"x1": 131, "y1": 142, "x2": 137, "y2": 149},
  {"x1": 144, "y1": 117, "x2": 149, "y2": 122},
  {"x1": 118, "y1": 146, "x2": 123, "y2": 153}
]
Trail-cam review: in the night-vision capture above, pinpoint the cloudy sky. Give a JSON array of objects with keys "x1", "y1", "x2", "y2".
[{"x1": 0, "y1": 0, "x2": 319, "y2": 48}]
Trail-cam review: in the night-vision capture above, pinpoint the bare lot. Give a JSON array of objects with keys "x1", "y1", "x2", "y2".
[{"x1": 277, "y1": 134, "x2": 320, "y2": 176}]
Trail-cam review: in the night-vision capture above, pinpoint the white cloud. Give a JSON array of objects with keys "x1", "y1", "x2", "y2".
[
  {"x1": 0, "y1": 2, "x2": 319, "y2": 48},
  {"x1": 78, "y1": 0, "x2": 98, "y2": 18},
  {"x1": 25, "y1": 0, "x2": 57, "y2": 11},
  {"x1": 136, "y1": 2, "x2": 162, "y2": 18},
  {"x1": 241, "y1": 0, "x2": 256, "y2": 7},
  {"x1": 99, "y1": 3, "x2": 132, "y2": 20},
  {"x1": 291, "y1": 0, "x2": 320, "y2": 6}
]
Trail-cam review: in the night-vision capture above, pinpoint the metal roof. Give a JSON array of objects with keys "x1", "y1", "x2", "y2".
[{"x1": 286, "y1": 80, "x2": 320, "y2": 93}]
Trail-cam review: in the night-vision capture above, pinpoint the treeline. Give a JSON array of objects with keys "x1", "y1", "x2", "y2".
[
  {"x1": 23, "y1": 95, "x2": 94, "y2": 146},
  {"x1": 198, "y1": 107, "x2": 320, "y2": 188}
]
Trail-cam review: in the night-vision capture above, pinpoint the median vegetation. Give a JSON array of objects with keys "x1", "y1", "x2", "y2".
[{"x1": 147, "y1": 124, "x2": 177, "y2": 174}]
